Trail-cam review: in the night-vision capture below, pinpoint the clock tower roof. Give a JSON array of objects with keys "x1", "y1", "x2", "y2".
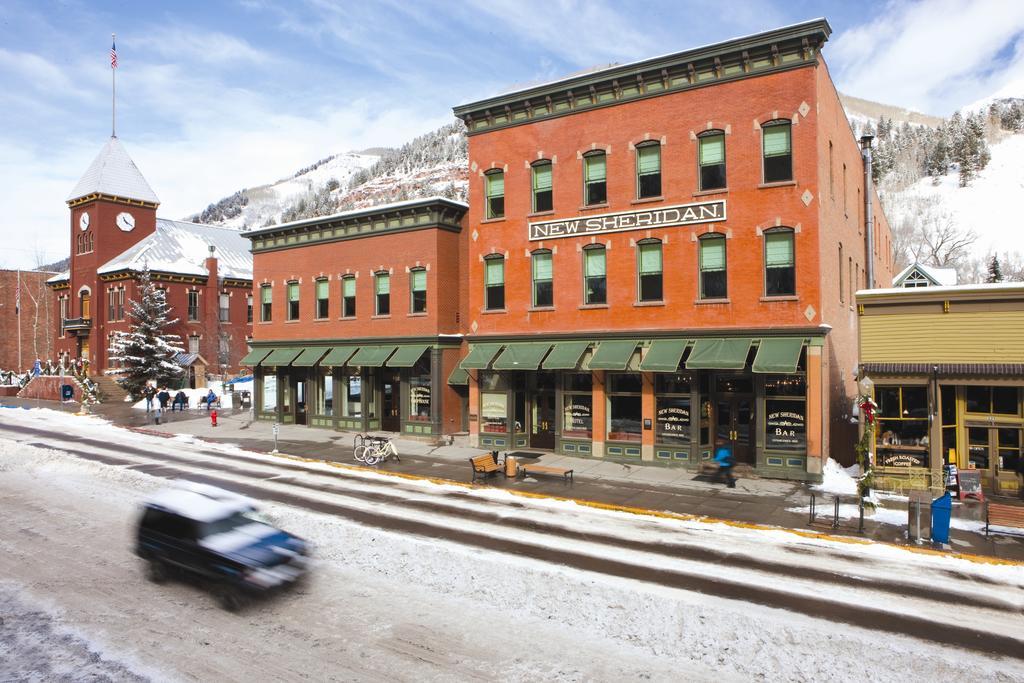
[{"x1": 67, "y1": 136, "x2": 160, "y2": 205}]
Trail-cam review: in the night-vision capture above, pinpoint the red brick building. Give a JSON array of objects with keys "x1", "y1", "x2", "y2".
[
  {"x1": 47, "y1": 137, "x2": 253, "y2": 382},
  {"x1": 449, "y1": 18, "x2": 892, "y2": 478},
  {"x1": 0, "y1": 269, "x2": 59, "y2": 371},
  {"x1": 242, "y1": 198, "x2": 469, "y2": 436}
]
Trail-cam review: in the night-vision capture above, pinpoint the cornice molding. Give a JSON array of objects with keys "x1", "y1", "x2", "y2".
[{"x1": 67, "y1": 193, "x2": 160, "y2": 209}]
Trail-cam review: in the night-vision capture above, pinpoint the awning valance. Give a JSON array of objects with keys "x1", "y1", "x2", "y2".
[
  {"x1": 460, "y1": 343, "x2": 503, "y2": 370},
  {"x1": 386, "y1": 344, "x2": 430, "y2": 367},
  {"x1": 685, "y1": 338, "x2": 753, "y2": 370},
  {"x1": 292, "y1": 347, "x2": 330, "y2": 367},
  {"x1": 448, "y1": 366, "x2": 470, "y2": 385},
  {"x1": 752, "y1": 338, "x2": 804, "y2": 373},
  {"x1": 542, "y1": 341, "x2": 590, "y2": 370},
  {"x1": 589, "y1": 340, "x2": 639, "y2": 371},
  {"x1": 639, "y1": 339, "x2": 689, "y2": 372},
  {"x1": 261, "y1": 347, "x2": 303, "y2": 367},
  {"x1": 349, "y1": 345, "x2": 397, "y2": 367},
  {"x1": 492, "y1": 343, "x2": 552, "y2": 370},
  {"x1": 321, "y1": 346, "x2": 359, "y2": 367},
  {"x1": 239, "y1": 348, "x2": 271, "y2": 366}
]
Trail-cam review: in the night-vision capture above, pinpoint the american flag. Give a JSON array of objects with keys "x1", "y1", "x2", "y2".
[{"x1": 110, "y1": 39, "x2": 117, "y2": 69}]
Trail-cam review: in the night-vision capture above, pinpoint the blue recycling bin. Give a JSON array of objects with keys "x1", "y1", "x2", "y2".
[
  {"x1": 61, "y1": 384, "x2": 74, "y2": 401},
  {"x1": 931, "y1": 491, "x2": 952, "y2": 544}
]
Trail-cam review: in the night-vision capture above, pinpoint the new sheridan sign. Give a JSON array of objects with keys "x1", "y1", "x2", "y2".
[{"x1": 528, "y1": 200, "x2": 726, "y2": 241}]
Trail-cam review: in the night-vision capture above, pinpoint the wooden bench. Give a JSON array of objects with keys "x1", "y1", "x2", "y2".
[
  {"x1": 470, "y1": 453, "x2": 501, "y2": 482},
  {"x1": 520, "y1": 463, "x2": 573, "y2": 484},
  {"x1": 986, "y1": 502, "x2": 1024, "y2": 536}
]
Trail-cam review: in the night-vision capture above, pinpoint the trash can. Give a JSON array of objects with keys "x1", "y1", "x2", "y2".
[
  {"x1": 931, "y1": 492, "x2": 952, "y2": 545},
  {"x1": 505, "y1": 455, "x2": 517, "y2": 478},
  {"x1": 61, "y1": 384, "x2": 74, "y2": 401},
  {"x1": 908, "y1": 490, "x2": 932, "y2": 543}
]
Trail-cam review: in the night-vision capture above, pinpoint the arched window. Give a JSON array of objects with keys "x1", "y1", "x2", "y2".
[
  {"x1": 636, "y1": 142, "x2": 661, "y2": 199},
  {"x1": 764, "y1": 229, "x2": 795, "y2": 297},
  {"x1": 531, "y1": 160, "x2": 552, "y2": 213},
  {"x1": 636, "y1": 239, "x2": 663, "y2": 302},
  {"x1": 484, "y1": 254, "x2": 505, "y2": 310},
  {"x1": 484, "y1": 169, "x2": 504, "y2": 219},
  {"x1": 698, "y1": 130, "x2": 726, "y2": 191},
  {"x1": 78, "y1": 287, "x2": 92, "y2": 319},
  {"x1": 583, "y1": 151, "x2": 607, "y2": 206},
  {"x1": 583, "y1": 244, "x2": 606, "y2": 305},
  {"x1": 698, "y1": 234, "x2": 727, "y2": 300},
  {"x1": 531, "y1": 249, "x2": 553, "y2": 307}
]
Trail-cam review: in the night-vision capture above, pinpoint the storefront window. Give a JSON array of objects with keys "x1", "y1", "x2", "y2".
[
  {"x1": 966, "y1": 386, "x2": 1020, "y2": 416},
  {"x1": 342, "y1": 372, "x2": 362, "y2": 418},
  {"x1": 764, "y1": 375, "x2": 806, "y2": 452},
  {"x1": 281, "y1": 379, "x2": 292, "y2": 411},
  {"x1": 607, "y1": 373, "x2": 642, "y2": 442},
  {"x1": 318, "y1": 370, "x2": 333, "y2": 415},
  {"x1": 262, "y1": 374, "x2": 277, "y2": 411},
  {"x1": 481, "y1": 392, "x2": 508, "y2": 432},
  {"x1": 408, "y1": 357, "x2": 431, "y2": 422},
  {"x1": 655, "y1": 374, "x2": 690, "y2": 445},
  {"x1": 562, "y1": 373, "x2": 593, "y2": 439},
  {"x1": 876, "y1": 385, "x2": 929, "y2": 467},
  {"x1": 940, "y1": 385, "x2": 957, "y2": 465}
]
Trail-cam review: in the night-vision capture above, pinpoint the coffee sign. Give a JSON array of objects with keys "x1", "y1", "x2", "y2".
[{"x1": 528, "y1": 200, "x2": 726, "y2": 241}]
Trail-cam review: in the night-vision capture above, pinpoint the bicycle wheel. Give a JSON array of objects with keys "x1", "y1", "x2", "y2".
[
  {"x1": 354, "y1": 444, "x2": 369, "y2": 462},
  {"x1": 363, "y1": 448, "x2": 382, "y2": 466}
]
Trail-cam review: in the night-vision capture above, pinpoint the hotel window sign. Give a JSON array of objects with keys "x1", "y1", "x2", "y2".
[{"x1": 529, "y1": 200, "x2": 726, "y2": 241}]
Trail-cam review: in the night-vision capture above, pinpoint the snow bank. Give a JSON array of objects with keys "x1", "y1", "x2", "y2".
[{"x1": 813, "y1": 458, "x2": 859, "y2": 496}]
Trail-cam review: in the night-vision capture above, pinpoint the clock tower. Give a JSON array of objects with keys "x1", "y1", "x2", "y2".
[{"x1": 62, "y1": 136, "x2": 160, "y2": 369}]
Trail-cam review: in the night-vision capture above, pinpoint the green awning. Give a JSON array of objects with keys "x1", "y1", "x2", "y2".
[
  {"x1": 752, "y1": 338, "x2": 804, "y2": 373},
  {"x1": 349, "y1": 345, "x2": 397, "y2": 367},
  {"x1": 639, "y1": 339, "x2": 689, "y2": 372},
  {"x1": 685, "y1": 338, "x2": 754, "y2": 370},
  {"x1": 321, "y1": 346, "x2": 359, "y2": 366},
  {"x1": 292, "y1": 347, "x2": 330, "y2": 367},
  {"x1": 239, "y1": 348, "x2": 271, "y2": 366},
  {"x1": 460, "y1": 343, "x2": 503, "y2": 370},
  {"x1": 448, "y1": 366, "x2": 469, "y2": 385},
  {"x1": 492, "y1": 343, "x2": 552, "y2": 370},
  {"x1": 589, "y1": 340, "x2": 639, "y2": 370},
  {"x1": 261, "y1": 347, "x2": 302, "y2": 367},
  {"x1": 542, "y1": 341, "x2": 590, "y2": 370},
  {"x1": 386, "y1": 344, "x2": 430, "y2": 367}
]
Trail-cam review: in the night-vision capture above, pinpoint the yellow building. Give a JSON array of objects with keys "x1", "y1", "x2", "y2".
[{"x1": 857, "y1": 283, "x2": 1024, "y2": 497}]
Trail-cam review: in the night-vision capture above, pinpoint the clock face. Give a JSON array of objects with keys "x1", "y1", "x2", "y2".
[
  {"x1": 116, "y1": 211, "x2": 136, "y2": 232},
  {"x1": 79, "y1": 212, "x2": 90, "y2": 231}
]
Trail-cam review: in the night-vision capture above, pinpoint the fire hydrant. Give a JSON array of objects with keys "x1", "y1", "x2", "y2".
[{"x1": 210, "y1": 409, "x2": 218, "y2": 427}]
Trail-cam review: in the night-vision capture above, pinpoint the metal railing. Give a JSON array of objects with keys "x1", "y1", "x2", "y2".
[{"x1": 808, "y1": 492, "x2": 865, "y2": 534}]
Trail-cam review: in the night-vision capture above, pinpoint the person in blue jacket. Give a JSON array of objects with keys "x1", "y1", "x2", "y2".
[
  {"x1": 714, "y1": 443, "x2": 737, "y2": 488},
  {"x1": 205, "y1": 388, "x2": 217, "y2": 411}
]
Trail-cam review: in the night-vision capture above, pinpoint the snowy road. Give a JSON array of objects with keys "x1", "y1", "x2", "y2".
[{"x1": 1, "y1": 408, "x2": 1022, "y2": 681}]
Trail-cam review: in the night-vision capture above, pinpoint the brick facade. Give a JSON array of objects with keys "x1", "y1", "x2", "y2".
[{"x1": 0, "y1": 269, "x2": 58, "y2": 372}]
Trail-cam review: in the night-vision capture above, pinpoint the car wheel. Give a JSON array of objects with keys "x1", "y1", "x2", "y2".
[
  {"x1": 215, "y1": 584, "x2": 246, "y2": 612},
  {"x1": 146, "y1": 560, "x2": 169, "y2": 584}
]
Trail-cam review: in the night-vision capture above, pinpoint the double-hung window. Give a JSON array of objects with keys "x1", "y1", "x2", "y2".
[
  {"x1": 219, "y1": 293, "x2": 230, "y2": 322},
  {"x1": 260, "y1": 285, "x2": 272, "y2": 322},
  {"x1": 699, "y1": 235, "x2": 727, "y2": 299},
  {"x1": 375, "y1": 273, "x2": 390, "y2": 316},
  {"x1": 762, "y1": 121, "x2": 793, "y2": 183},
  {"x1": 187, "y1": 291, "x2": 199, "y2": 321},
  {"x1": 342, "y1": 277, "x2": 356, "y2": 317},
  {"x1": 764, "y1": 230, "x2": 796, "y2": 296},
  {"x1": 107, "y1": 289, "x2": 117, "y2": 322},
  {"x1": 246, "y1": 294, "x2": 253, "y2": 323},
  {"x1": 637, "y1": 240, "x2": 663, "y2": 302},
  {"x1": 636, "y1": 143, "x2": 661, "y2": 199},
  {"x1": 410, "y1": 268, "x2": 427, "y2": 314},
  {"x1": 485, "y1": 170, "x2": 504, "y2": 219},
  {"x1": 698, "y1": 132, "x2": 726, "y2": 190},
  {"x1": 583, "y1": 152, "x2": 607, "y2": 205},
  {"x1": 315, "y1": 279, "x2": 329, "y2": 319},
  {"x1": 532, "y1": 161, "x2": 552, "y2": 213},
  {"x1": 286, "y1": 282, "x2": 300, "y2": 320},
  {"x1": 531, "y1": 250, "x2": 553, "y2": 307},
  {"x1": 484, "y1": 256, "x2": 505, "y2": 310},
  {"x1": 583, "y1": 246, "x2": 606, "y2": 305}
]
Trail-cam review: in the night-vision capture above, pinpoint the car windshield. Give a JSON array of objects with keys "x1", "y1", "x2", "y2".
[{"x1": 199, "y1": 512, "x2": 257, "y2": 539}]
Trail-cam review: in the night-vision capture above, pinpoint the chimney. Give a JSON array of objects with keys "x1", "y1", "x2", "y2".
[{"x1": 860, "y1": 134, "x2": 875, "y2": 290}]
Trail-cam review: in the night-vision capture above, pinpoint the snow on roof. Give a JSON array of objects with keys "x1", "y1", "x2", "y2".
[
  {"x1": 47, "y1": 271, "x2": 69, "y2": 284},
  {"x1": 858, "y1": 282, "x2": 1024, "y2": 298},
  {"x1": 98, "y1": 218, "x2": 253, "y2": 280},
  {"x1": 145, "y1": 482, "x2": 255, "y2": 523},
  {"x1": 67, "y1": 136, "x2": 160, "y2": 205},
  {"x1": 892, "y1": 262, "x2": 958, "y2": 287}
]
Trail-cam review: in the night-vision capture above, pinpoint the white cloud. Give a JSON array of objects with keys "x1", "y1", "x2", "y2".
[
  {"x1": 126, "y1": 26, "x2": 275, "y2": 66},
  {"x1": 830, "y1": 0, "x2": 1024, "y2": 115}
]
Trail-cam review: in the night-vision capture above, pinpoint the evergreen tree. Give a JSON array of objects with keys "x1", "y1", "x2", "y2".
[
  {"x1": 986, "y1": 254, "x2": 1004, "y2": 283},
  {"x1": 107, "y1": 267, "x2": 185, "y2": 397}
]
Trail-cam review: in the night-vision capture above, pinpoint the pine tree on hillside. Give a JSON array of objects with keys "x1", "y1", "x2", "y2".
[
  {"x1": 987, "y1": 255, "x2": 1004, "y2": 283},
  {"x1": 107, "y1": 266, "x2": 185, "y2": 397}
]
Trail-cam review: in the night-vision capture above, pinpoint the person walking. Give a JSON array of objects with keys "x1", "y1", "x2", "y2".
[
  {"x1": 714, "y1": 443, "x2": 737, "y2": 488},
  {"x1": 157, "y1": 387, "x2": 171, "y2": 412},
  {"x1": 143, "y1": 384, "x2": 156, "y2": 412}
]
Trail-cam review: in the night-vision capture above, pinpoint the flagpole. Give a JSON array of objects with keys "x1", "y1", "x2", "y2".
[{"x1": 111, "y1": 33, "x2": 116, "y2": 137}]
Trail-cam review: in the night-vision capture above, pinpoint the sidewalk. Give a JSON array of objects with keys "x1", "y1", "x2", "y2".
[{"x1": 9, "y1": 396, "x2": 1024, "y2": 562}]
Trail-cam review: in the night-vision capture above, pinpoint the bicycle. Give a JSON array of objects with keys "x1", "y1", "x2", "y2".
[
  {"x1": 362, "y1": 438, "x2": 400, "y2": 466},
  {"x1": 353, "y1": 433, "x2": 382, "y2": 463}
]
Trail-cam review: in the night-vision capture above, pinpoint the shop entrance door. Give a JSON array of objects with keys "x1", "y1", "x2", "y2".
[
  {"x1": 294, "y1": 379, "x2": 307, "y2": 425},
  {"x1": 531, "y1": 391, "x2": 556, "y2": 450},
  {"x1": 967, "y1": 425, "x2": 1022, "y2": 496},
  {"x1": 381, "y1": 372, "x2": 401, "y2": 432},
  {"x1": 716, "y1": 395, "x2": 754, "y2": 464}
]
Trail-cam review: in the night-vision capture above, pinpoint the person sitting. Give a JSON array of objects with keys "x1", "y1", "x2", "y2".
[
  {"x1": 205, "y1": 389, "x2": 218, "y2": 411},
  {"x1": 173, "y1": 390, "x2": 187, "y2": 412}
]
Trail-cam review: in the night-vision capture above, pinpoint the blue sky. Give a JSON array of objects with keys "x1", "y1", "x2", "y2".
[{"x1": 1, "y1": 0, "x2": 1023, "y2": 268}]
